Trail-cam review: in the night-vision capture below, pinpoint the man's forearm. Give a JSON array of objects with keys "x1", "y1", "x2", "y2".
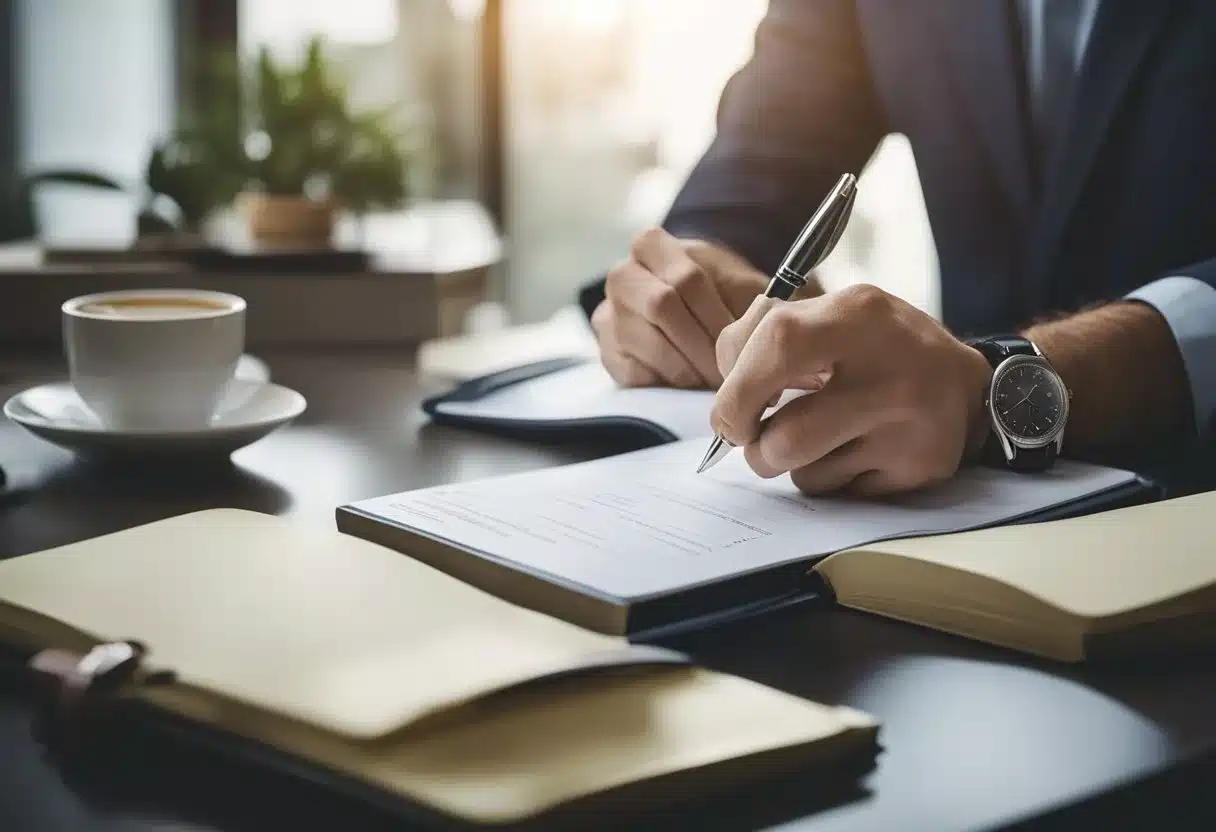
[{"x1": 1021, "y1": 301, "x2": 1194, "y2": 451}]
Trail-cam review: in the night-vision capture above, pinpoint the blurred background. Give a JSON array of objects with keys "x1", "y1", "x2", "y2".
[{"x1": 0, "y1": 0, "x2": 939, "y2": 339}]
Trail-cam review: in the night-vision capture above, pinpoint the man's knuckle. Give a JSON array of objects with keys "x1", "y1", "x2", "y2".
[
  {"x1": 764, "y1": 305, "x2": 805, "y2": 349},
  {"x1": 668, "y1": 262, "x2": 707, "y2": 294},
  {"x1": 891, "y1": 441, "x2": 954, "y2": 490},
  {"x1": 840, "y1": 283, "x2": 891, "y2": 316},
  {"x1": 602, "y1": 357, "x2": 627, "y2": 385},
  {"x1": 763, "y1": 424, "x2": 803, "y2": 470},
  {"x1": 590, "y1": 300, "x2": 612, "y2": 332},
  {"x1": 630, "y1": 227, "x2": 664, "y2": 260},
  {"x1": 716, "y1": 324, "x2": 742, "y2": 365},
  {"x1": 643, "y1": 285, "x2": 680, "y2": 322},
  {"x1": 675, "y1": 366, "x2": 702, "y2": 388},
  {"x1": 619, "y1": 361, "x2": 648, "y2": 387},
  {"x1": 604, "y1": 259, "x2": 633, "y2": 295}
]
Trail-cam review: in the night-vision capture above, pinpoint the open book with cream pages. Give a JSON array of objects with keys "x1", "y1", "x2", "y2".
[{"x1": 338, "y1": 437, "x2": 1159, "y2": 646}]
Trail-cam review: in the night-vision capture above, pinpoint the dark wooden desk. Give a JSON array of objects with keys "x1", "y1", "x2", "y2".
[{"x1": 2, "y1": 350, "x2": 1214, "y2": 832}]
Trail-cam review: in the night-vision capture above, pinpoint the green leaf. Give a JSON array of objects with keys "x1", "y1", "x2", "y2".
[
  {"x1": 137, "y1": 208, "x2": 177, "y2": 235},
  {"x1": 134, "y1": 35, "x2": 415, "y2": 213}
]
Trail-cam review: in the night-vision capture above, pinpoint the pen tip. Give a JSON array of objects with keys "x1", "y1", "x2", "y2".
[{"x1": 696, "y1": 436, "x2": 732, "y2": 474}]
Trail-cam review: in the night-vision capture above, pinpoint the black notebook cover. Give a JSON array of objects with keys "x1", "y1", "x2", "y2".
[{"x1": 421, "y1": 357, "x2": 685, "y2": 445}]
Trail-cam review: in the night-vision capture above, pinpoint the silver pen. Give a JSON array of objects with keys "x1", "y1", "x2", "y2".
[{"x1": 696, "y1": 172, "x2": 858, "y2": 474}]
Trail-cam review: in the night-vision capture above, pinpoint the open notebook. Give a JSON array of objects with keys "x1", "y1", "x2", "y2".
[
  {"x1": 337, "y1": 455, "x2": 1216, "y2": 662},
  {"x1": 0, "y1": 510, "x2": 879, "y2": 826},
  {"x1": 339, "y1": 438, "x2": 1154, "y2": 642},
  {"x1": 423, "y1": 358, "x2": 715, "y2": 444}
]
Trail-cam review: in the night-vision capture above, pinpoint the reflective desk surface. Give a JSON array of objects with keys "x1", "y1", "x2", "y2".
[{"x1": 2, "y1": 349, "x2": 1214, "y2": 832}]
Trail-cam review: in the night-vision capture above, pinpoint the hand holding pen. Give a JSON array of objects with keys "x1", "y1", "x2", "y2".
[
  {"x1": 697, "y1": 173, "x2": 858, "y2": 473},
  {"x1": 701, "y1": 174, "x2": 996, "y2": 498}
]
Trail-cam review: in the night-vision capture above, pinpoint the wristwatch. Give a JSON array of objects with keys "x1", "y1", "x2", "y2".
[{"x1": 967, "y1": 335, "x2": 1070, "y2": 472}]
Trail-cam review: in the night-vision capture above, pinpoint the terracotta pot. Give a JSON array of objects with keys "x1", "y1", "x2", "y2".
[{"x1": 240, "y1": 193, "x2": 336, "y2": 248}]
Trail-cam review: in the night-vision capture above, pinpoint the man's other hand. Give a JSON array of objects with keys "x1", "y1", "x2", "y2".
[
  {"x1": 591, "y1": 228, "x2": 795, "y2": 388},
  {"x1": 711, "y1": 284, "x2": 994, "y2": 496}
]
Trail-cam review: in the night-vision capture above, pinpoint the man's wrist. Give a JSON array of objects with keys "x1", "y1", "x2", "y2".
[
  {"x1": 1021, "y1": 300, "x2": 1192, "y2": 451},
  {"x1": 959, "y1": 342, "x2": 994, "y2": 461}
]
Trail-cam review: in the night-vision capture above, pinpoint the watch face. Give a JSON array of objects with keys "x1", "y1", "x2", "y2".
[{"x1": 991, "y1": 358, "x2": 1068, "y2": 444}]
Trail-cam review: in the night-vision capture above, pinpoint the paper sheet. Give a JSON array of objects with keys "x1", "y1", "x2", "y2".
[
  {"x1": 349, "y1": 440, "x2": 1139, "y2": 600},
  {"x1": 432, "y1": 362, "x2": 717, "y2": 439}
]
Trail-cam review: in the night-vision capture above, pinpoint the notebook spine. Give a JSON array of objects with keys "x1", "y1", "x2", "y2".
[{"x1": 26, "y1": 640, "x2": 176, "y2": 754}]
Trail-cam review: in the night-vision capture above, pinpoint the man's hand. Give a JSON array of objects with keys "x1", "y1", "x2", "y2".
[
  {"x1": 711, "y1": 284, "x2": 994, "y2": 496},
  {"x1": 591, "y1": 228, "x2": 807, "y2": 388}
]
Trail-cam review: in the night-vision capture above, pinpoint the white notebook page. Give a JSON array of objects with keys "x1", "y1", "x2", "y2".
[
  {"x1": 349, "y1": 440, "x2": 1139, "y2": 601},
  {"x1": 432, "y1": 362, "x2": 716, "y2": 439}
]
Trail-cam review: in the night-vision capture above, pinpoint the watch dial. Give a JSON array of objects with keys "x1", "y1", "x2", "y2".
[{"x1": 993, "y1": 362, "x2": 1066, "y2": 441}]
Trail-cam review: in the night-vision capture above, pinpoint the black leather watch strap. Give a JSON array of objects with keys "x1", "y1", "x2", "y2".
[
  {"x1": 998, "y1": 440, "x2": 1056, "y2": 471},
  {"x1": 967, "y1": 334, "x2": 1056, "y2": 472},
  {"x1": 967, "y1": 334, "x2": 1037, "y2": 363}
]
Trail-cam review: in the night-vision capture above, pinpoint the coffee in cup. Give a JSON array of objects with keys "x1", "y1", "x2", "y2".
[{"x1": 62, "y1": 289, "x2": 246, "y2": 431}]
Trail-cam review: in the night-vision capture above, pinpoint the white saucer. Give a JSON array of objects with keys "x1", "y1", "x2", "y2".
[
  {"x1": 4, "y1": 375, "x2": 306, "y2": 460},
  {"x1": 235, "y1": 353, "x2": 271, "y2": 384}
]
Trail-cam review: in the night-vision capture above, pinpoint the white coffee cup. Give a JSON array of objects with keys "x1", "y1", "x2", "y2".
[{"x1": 62, "y1": 288, "x2": 246, "y2": 431}]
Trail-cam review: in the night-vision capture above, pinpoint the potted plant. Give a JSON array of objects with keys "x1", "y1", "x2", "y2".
[
  {"x1": 237, "y1": 36, "x2": 411, "y2": 247},
  {"x1": 1, "y1": 36, "x2": 413, "y2": 250},
  {"x1": 136, "y1": 52, "x2": 250, "y2": 245}
]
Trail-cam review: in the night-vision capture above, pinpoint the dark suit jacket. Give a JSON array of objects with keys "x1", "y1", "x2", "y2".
[{"x1": 579, "y1": 0, "x2": 1216, "y2": 339}]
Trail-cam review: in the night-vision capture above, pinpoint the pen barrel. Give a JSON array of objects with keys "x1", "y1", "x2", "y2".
[
  {"x1": 767, "y1": 270, "x2": 805, "y2": 300},
  {"x1": 777, "y1": 174, "x2": 857, "y2": 281}
]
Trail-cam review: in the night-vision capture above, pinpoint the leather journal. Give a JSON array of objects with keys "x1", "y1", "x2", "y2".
[{"x1": 0, "y1": 509, "x2": 881, "y2": 827}]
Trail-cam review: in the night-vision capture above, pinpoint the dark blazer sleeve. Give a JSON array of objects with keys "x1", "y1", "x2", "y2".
[
  {"x1": 661, "y1": 0, "x2": 887, "y2": 276},
  {"x1": 577, "y1": 0, "x2": 887, "y2": 317}
]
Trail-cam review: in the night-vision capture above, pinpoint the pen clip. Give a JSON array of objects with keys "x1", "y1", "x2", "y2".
[
  {"x1": 818, "y1": 186, "x2": 856, "y2": 266},
  {"x1": 778, "y1": 173, "x2": 857, "y2": 280},
  {"x1": 797, "y1": 189, "x2": 856, "y2": 274}
]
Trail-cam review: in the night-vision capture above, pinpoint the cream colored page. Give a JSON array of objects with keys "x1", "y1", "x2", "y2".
[
  {"x1": 349, "y1": 439, "x2": 1137, "y2": 600},
  {"x1": 357, "y1": 669, "x2": 875, "y2": 823},
  {"x1": 0, "y1": 509, "x2": 623, "y2": 739},
  {"x1": 838, "y1": 491, "x2": 1216, "y2": 618},
  {"x1": 149, "y1": 666, "x2": 875, "y2": 824}
]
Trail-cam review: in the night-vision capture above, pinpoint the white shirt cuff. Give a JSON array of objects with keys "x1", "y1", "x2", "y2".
[{"x1": 1125, "y1": 275, "x2": 1216, "y2": 439}]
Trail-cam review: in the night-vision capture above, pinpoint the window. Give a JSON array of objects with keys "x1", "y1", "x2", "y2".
[
  {"x1": 241, "y1": 0, "x2": 399, "y2": 52},
  {"x1": 10, "y1": 0, "x2": 938, "y2": 328},
  {"x1": 0, "y1": 1, "x2": 18, "y2": 242},
  {"x1": 240, "y1": 0, "x2": 487, "y2": 204},
  {"x1": 500, "y1": 0, "x2": 938, "y2": 324},
  {"x1": 15, "y1": 0, "x2": 176, "y2": 243}
]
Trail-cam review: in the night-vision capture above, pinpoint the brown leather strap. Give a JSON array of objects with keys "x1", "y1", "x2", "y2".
[{"x1": 26, "y1": 641, "x2": 175, "y2": 753}]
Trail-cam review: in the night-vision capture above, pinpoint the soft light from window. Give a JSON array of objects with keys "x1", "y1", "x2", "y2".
[
  {"x1": 242, "y1": 0, "x2": 398, "y2": 48},
  {"x1": 447, "y1": 0, "x2": 486, "y2": 23},
  {"x1": 532, "y1": 0, "x2": 625, "y2": 34}
]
